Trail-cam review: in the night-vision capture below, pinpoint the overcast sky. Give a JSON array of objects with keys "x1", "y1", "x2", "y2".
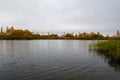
[{"x1": 0, "y1": 0, "x2": 120, "y2": 35}]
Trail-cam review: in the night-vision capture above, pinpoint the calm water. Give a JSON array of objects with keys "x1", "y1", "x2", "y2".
[{"x1": 0, "y1": 40, "x2": 120, "y2": 80}]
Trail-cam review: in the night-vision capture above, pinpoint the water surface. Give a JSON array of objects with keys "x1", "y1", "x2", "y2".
[{"x1": 0, "y1": 40, "x2": 120, "y2": 80}]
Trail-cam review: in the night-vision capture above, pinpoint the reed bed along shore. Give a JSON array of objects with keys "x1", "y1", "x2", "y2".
[
  {"x1": 90, "y1": 40, "x2": 120, "y2": 60},
  {"x1": 89, "y1": 40, "x2": 120, "y2": 68}
]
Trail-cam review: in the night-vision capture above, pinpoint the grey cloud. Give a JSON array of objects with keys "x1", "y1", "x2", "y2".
[{"x1": 0, "y1": 0, "x2": 120, "y2": 35}]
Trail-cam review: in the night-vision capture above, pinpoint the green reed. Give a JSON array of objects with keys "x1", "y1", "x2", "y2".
[{"x1": 90, "y1": 40, "x2": 120, "y2": 59}]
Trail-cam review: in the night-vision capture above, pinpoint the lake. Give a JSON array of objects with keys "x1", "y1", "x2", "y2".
[{"x1": 0, "y1": 40, "x2": 120, "y2": 80}]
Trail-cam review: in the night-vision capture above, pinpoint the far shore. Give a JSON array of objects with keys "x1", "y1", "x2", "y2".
[{"x1": 0, "y1": 27, "x2": 120, "y2": 40}]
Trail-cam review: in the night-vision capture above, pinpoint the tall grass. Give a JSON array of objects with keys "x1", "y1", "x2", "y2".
[
  {"x1": 90, "y1": 40, "x2": 120, "y2": 61},
  {"x1": 89, "y1": 40, "x2": 120, "y2": 69}
]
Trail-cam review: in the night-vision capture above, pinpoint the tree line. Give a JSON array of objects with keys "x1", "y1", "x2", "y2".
[{"x1": 0, "y1": 27, "x2": 120, "y2": 40}]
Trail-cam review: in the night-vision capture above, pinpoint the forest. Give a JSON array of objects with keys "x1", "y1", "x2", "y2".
[{"x1": 0, "y1": 27, "x2": 120, "y2": 40}]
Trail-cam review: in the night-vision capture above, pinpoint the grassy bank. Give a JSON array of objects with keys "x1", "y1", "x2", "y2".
[
  {"x1": 91, "y1": 40, "x2": 120, "y2": 58},
  {"x1": 90, "y1": 40, "x2": 120, "y2": 65},
  {"x1": 89, "y1": 40, "x2": 120, "y2": 68}
]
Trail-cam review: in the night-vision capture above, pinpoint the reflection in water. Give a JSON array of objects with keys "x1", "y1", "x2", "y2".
[{"x1": 89, "y1": 46, "x2": 120, "y2": 71}]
